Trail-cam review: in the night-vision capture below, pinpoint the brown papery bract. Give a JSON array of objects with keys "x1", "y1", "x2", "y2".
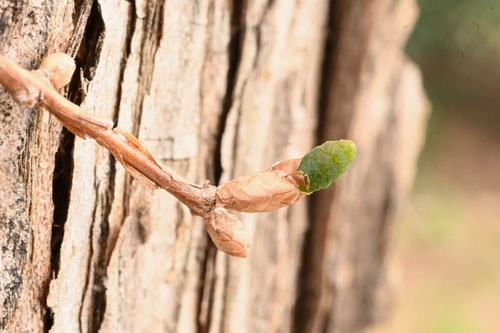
[
  {"x1": 204, "y1": 208, "x2": 250, "y2": 258},
  {"x1": 215, "y1": 159, "x2": 308, "y2": 213}
]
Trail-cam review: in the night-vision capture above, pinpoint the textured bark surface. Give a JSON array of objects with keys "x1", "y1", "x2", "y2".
[
  {"x1": 0, "y1": 1, "x2": 78, "y2": 330},
  {"x1": 0, "y1": 0, "x2": 428, "y2": 332}
]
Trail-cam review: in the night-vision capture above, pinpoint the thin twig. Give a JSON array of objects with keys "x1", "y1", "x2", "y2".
[
  {"x1": 0, "y1": 54, "x2": 215, "y2": 219},
  {"x1": 0, "y1": 53, "x2": 309, "y2": 257}
]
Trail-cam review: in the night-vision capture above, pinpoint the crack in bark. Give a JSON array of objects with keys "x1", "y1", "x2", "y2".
[
  {"x1": 213, "y1": 0, "x2": 246, "y2": 184},
  {"x1": 88, "y1": 181, "x2": 114, "y2": 333},
  {"x1": 196, "y1": 245, "x2": 216, "y2": 333},
  {"x1": 197, "y1": 1, "x2": 247, "y2": 332},
  {"x1": 294, "y1": 1, "x2": 393, "y2": 331},
  {"x1": 75, "y1": 4, "x2": 117, "y2": 331},
  {"x1": 293, "y1": 0, "x2": 340, "y2": 332},
  {"x1": 119, "y1": 0, "x2": 164, "y2": 229},
  {"x1": 224, "y1": 1, "x2": 272, "y2": 179},
  {"x1": 197, "y1": 0, "x2": 215, "y2": 181},
  {"x1": 48, "y1": 2, "x2": 108, "y2": 331},
  {"x1": 79, "y1": 188, "x2": 99, "y2": 333},
  {"x1": 101, "y1": 1, "x2": 136, "y2": 269},
  {"x1": 113, "y1": 0, "x2": 136, "y2": 128},
  {"x1": 76, "y1": 169, "x2": 114, "y2": 333},
  {"x1": 50, "y1": 128, "x2": 74, "y2": 278},
  {"x1": 250, "y1": 0, "x2": 274, "y2": 71},
  {"x1": 66, "y1": 0, "x2": 95, "y2": 58},
  {"x1": 131, "y1": 0, "x2": 164, "y2": 135},
  {"x1": 49, "y1": 0, "x2": 96, "y2": 284}
]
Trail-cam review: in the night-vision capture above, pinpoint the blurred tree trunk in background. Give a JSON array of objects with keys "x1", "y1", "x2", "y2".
[{"x1": 0, "y1": 0, "x2": 428, "y2": 332}]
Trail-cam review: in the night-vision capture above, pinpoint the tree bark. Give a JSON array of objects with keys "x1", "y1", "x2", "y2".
[{"x1": 0, "y1": 0, "x2": 428, "y2": 332}]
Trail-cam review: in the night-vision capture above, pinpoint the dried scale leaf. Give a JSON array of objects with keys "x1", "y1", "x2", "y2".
[
  {"x1": 204, "y1": 208, "x2": 250, "y2": 258},
  {"x1": 216, "y1": 159, "x2": 308, "y2": 213}
]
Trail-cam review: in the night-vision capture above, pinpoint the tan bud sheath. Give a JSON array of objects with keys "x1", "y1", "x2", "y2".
[
  {"x1": 38, "y1": 53, "x2": 76, "y2": 89},
  {"x1": 216, "y1": 159, "x2": 308, "y2": 213},
  {"x1": 204, "y1": 208, "x2": 250, "y2": 258}
]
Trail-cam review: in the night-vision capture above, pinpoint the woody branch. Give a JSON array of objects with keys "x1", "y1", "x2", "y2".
[
  {"x1": 0, "y1": 53, "x2": 215, "y2": 219},
  {"x1": 0, "y1": 53, "x2": 310, "y2": 257}
]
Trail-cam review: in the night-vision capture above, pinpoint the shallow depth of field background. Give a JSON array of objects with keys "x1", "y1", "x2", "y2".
[{"x1": 377, "y1": 1, "x2": 500, "y2": 332}]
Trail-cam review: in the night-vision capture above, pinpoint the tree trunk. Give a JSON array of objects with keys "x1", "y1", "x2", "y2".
[{"x1": 0, "y1": 0, "x2": 428, "y2": 332}]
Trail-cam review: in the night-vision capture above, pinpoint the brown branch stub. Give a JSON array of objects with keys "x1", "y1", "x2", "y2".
[{"x1": 0, "y1": 53, "x2": 309, "y2": 258}]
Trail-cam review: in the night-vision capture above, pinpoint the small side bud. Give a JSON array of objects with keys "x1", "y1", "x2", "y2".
[
  {"x1": 39, "y1": 53, "x2": 76, "y2": 89},
  {"x1": 204, "y1": 208, "x2": 250, "y2": 258},
  {"x1": 216, "y1": 159, "x2": 306, "y2": 213}
]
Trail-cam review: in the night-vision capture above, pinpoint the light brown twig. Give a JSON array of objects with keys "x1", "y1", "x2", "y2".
[{"x1": 0, "y1": 53, "x2": 307, "y2": 257}]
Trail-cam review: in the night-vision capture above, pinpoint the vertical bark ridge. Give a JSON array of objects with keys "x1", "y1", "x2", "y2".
[
  {"x1": 0, "y1": 1, "x2": 75, "y2": 330},
  {"x1": 67, "y1": 4, "x2": 112, "y2": 332},
  {"x1": 78, "y1": 0, "x2": 105, "y2": 84},
  {"x1": 46, "y1": 0, "x2": 132, "y2": 330},
  {"x1": 114, "y1": 0, "x2": 163, "y2": 251},
  {"x1": 293, "y1": 0, "x2": 428, "y2": 332},
  {"x1": 293, "y1": 0, "x2": 345, "y2": 331},
  {"x1": 49, "y1": 0, "x2": 95, "y2": 284},
  {"x1": 87, "y1": 175, "x2": 115, "y2": 332},
  {"x1": 130, "y1": 0, "x2": 164, "y2": 135},
  {"x1": 100, "y1": 1, "x2": 136, "y2": 264},
  {"x1": 197, "y1": 1, "x2": 247, "y2": 332},
  {"x1": 66, "y1": 0, "x2": 95, "y2": 58},
  {"x1": 112, "y1": 0, "x2": 136, "y2": 127},
  {"x1": 213, "y1": 0, "x2": 246, "y2": 184},
  {"x1": 0, "y1": 1, "x2": 42, "y2": 327},
  {"x1": 49, "y1": 128, "x2": 74, "y2": 280}
]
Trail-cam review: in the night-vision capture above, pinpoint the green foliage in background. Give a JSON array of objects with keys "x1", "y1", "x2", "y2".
[
  {"x1": 407, "y1": 0, "x2": 500, "y2": 62},
  {"x1": 395, "y1": 2, "x2": 500, "y2": 333},
  {"x1": 407, "y1": 0, "x2": 500, "y2": 149}
]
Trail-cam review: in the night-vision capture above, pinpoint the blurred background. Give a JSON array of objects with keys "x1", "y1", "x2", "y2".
[{"x1": 380, "y1": 1, "x2": 500, "y2": 332}]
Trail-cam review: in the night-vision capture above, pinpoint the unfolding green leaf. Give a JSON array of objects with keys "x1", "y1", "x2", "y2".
[{"x1": 298, "y1": 140, "x2": 357, "y2": 193}]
